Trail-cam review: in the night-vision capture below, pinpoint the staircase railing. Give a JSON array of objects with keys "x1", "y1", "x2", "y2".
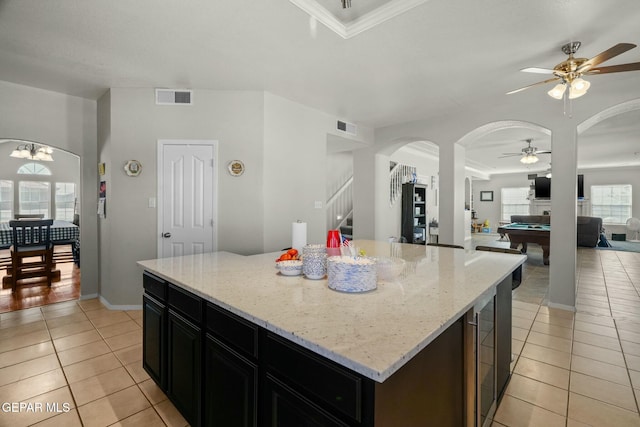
[
  {"x1": 326, "y1": 177, "x2": 353, "y2": 231},
  {"x1": 389, "y1": 163, "x2": 416, "y2": 206}
]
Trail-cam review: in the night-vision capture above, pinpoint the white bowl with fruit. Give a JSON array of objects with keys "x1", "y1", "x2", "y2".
[{"x1": 275, "y1": 249, "x2": 303, "y2": 276}]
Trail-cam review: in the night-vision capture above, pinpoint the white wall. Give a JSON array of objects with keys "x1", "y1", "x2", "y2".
[{"x1": 0, "y1": 80, "x2": 98, "y2": 298}]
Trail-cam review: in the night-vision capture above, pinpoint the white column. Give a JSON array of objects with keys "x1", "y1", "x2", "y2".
[
  {"x1": 439, "y1": 142, "x2": 466, "y2": 246},
  {"x1": 548, "y1": 125, "x2": 577, "y2": 310},
  {"x1": 352, "y1": 147, "x2": 376, "y2": 240}
]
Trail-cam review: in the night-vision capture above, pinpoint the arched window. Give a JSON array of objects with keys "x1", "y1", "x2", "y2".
[{"x1": 17, "y1": 162, "x2": 52, "y2": 175}]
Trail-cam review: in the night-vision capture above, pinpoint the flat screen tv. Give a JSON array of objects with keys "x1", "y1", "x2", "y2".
[
  {"x1": 577, "y1": 174, "x2": 584, "y2": 199},
  {"x1": 534, "y1": 177, "x2": 551, "y2": 199}
]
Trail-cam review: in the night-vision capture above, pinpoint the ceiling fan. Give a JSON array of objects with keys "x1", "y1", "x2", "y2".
[
  {"x1": 500, "y1": 139, "x2": 551, "y2": 164},
  {"x1": 507, "y1": 41, "x2": 640, "y2": 99}
]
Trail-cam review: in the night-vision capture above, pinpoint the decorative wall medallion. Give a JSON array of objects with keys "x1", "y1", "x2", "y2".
[
  {"x1": 124, "y1": 160, "x2": 142, "y2": 177},
  {"x1": 227, "y1": 160, "x2": 245, "y2": 177}
]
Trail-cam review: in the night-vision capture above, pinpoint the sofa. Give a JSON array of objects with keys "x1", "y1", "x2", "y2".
[{"x1": 509, "y1": 215, "x2": 603, "y2": 247}]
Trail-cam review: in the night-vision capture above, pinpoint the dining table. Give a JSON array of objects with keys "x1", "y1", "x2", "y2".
[{"x1": 0, "y1": 220, "x2": 80, "y2": 264}]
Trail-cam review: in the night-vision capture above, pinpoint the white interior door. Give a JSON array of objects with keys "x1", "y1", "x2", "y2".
[{"x1": 159, "y1": 140, "x2": 217, "y2": 258}]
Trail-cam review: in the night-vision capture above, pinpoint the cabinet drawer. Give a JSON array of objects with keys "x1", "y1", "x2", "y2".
[
  {"x1": 143, "y1": 271, "x2": 166, "y2": 302},
  {"x1": 206, "y1": 303, "x2": 258, "y2": 359},
  {"x1": 264, "y1": 332, "x2": 364, "y2": 423},
  {"x1": 168, "y1": 284, "x2": 202, "y2": 324}
]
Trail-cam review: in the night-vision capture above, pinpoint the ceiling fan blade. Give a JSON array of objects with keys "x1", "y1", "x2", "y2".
[
  {"x1": 506, "y1": 77, "x2": 560, "y2": 95},
  {"x1": 498, "y1": 153, "x2": 523, "y2": 158},
  {"x1": 534, "y1": 150, "x2": 551, "y2": 154},
  {"x1": 521, "y1": 67, "x2": 555, "y2": 74},
  {"x1": 586, "y1": 62, "x2": 640, "y2": 74},
  {"x1": 577, "y1": 43, "x2": 636, "y2": 73}
]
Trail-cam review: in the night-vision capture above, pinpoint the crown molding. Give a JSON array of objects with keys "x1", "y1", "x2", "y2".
[{"x1": 290, "y1": 0, "x2": 430, "y2": 39}]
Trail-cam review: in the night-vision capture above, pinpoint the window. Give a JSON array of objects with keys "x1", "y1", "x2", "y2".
[
  {"x1": 18, "y1": 181, "x2": 50, "y2": 217},
  {"x1": 0, "y1": 180, "x2": 13, "y2": 222},
  {"x1": 55, "y1": 182, "x2": 76, "y2": 221},
  {"x1": 591, "y1": 185, "x2": 632, "y2": 224},
  {"x1": 501, "y1": 187, "x2": 530, "y2": 221},
  {"x1": 17, "y1": 163, "x2": 52, "y2": 175}
]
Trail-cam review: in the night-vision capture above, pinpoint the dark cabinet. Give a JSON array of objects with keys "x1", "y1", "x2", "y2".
[
  {"x1": 204, "y1": 335, "x2": 258, "y2": 427},
  {"x1": 167, "y1": 310, "x2": 202, "y2": 426},
  {"x1": 142, "y1": 295, "x2": 166, "y2": 388},
  {"x1": 265, "y1": 375, "x2": 350, "y2": 427},
  {"x1": 401, "y1": 183, "x2": 427, "y2": 244}
]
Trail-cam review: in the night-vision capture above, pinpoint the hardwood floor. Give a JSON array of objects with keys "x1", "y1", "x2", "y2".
[{"x1": 0, "y1": 248, "x2": 80, "y2": 314}]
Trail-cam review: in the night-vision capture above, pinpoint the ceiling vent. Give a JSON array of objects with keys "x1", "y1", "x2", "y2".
[
  {"x1": 155, "y1": 89, "x2": 193, "y2": 105},
  {"x1": 337, "y1": 120, "x2": 357, "y2": 136}
]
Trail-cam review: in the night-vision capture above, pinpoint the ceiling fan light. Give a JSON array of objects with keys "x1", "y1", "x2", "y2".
[
  {"x1": 571, "y1": 77, "x2": 590, "y2": 91},
  {"x1": 520, "y1": 154, "x2": 539, "y2": 164},
  {"x1": 547, "y1": 83, "x2": 566, "y2": 100}
]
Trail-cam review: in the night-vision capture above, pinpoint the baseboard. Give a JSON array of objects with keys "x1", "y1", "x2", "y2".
[
  {"x1": 547, "y1": 302, "x2": 576, "y2": 312},
  {"x1": 79, "y1": 293, "x2": 98, "y2": 300},
  {"x1": 98, "y1": 295, "x2": 142, "y2": 311}
]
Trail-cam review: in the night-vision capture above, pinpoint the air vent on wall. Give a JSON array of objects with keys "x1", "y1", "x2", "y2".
[
  {"x1": 337, "y1": 120, "x2": 357, "y2": 136},
  {"x1": 155, "y1": 89, "x2": 193, "y2": 105}
]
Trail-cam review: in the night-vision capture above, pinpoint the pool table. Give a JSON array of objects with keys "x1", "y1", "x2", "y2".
[{"x1": 497, "y1": 222, "x2": 551, "y2": 265}]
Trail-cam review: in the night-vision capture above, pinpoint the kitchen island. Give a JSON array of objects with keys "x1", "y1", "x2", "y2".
[{"x1": 138, "y1": 240, "x2": 525, "y2": 426}]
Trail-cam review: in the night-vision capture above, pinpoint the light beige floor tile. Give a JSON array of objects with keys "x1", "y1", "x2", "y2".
[
  {"x1": 627, "y1": 369, "x2": 640, "y2": 390},
  {"x1": 520, "y1": 342, "x2": 571, "y2": 370},
  {"x1": 494, "y1": 394, "x2": 566, "y2": 427},
  {"x1": 530, "y1": 321, "x2": 573, "y2": 339},
  {"x1": 505, "y1": 373, "x2": 567, "y2": 416},
  {"x1": 625, "y1": 353, "x2": 640, "y2": 372},
  {"x1": 538, "y1": 306, "x2": 575, "y2": 319},
  {"x1": 568, "y1": 392, "x2": 640, "y2": 427},
  {"x1": 513, "y1": 300, "x2": 540, "y2": 313},
  {"x1": 77, "y1": 298, "x2": 105, "y2": 312},
  {"x1": 576, "y1": 298, "x2": 611, "y2": 309},
  {"x1": 619, "y1": 328, "x2": 640, "y2": 344},
  {"x1": 0, "y1": 354, "x2": 60, "y2": 387},
  {"x1": 77, "y1": 385, "x2": 150, "y2": 427},
  {"x1": 615, "y1": 319, "x2": 640, "y2": 333},
  {"x1": 63, "y1": 353, "x2": 122, "y2": 384},
  {"x1": 43, "y1": 311, "x2": 89, "y2": 330},
  {"x1": 126, "y1": 310, "x2": 143, "y2": 322},
  {"x1": 512, "y1": 326, "x2": 529, "y2": 342},
  {"x1": 513, "y1": 308, "x2": 537, "y2": 321},
  {"x1": 0, "y1": 329, "x2": 51, "y2": 353},
  {"x1": 0, "y1": 310, "x2": 43, "y2": 329},
  {"x1": 41, "y1": 304, "x2": 84, "y2": 320},
  {"x1": 566, "y1": 418, "x2": 592, "y2": 427},
  {"x1": 570, "y1": 371, "x2": 637, "y2": 412},
  {"x1": 114, "y1": 344, "x2": 142, "y2": 365},
  {"x1": 69, "y1": 366, "x2": 136, "y2": 406},
  {"x1": 621, "y1": 339, "x2": 640, "y2": 357},
  {"x1": 572, "y1": 329, "x2": 621, "y2": 351},
  {"x1": 86, "y1": 310, "x2": 131, "y2": 327},
  {"x1": 52, "y1": 329, "x2": 103, "y2": 352},
  {"x1": 138, "y1": 378, "x2": 168, "y2": 404},
  {"x1": 110, "y1": 407, "x2": 166, "y2": 427},
  {"x1": 155, "y1": 399, "x2": 189, "y2": 427},
  {"x1": 525, "y1": 331, "x2": 572, "y2": 353},
  {"x1": 96, "y1": 319, "x2": 140, "y2": 339},
  {"x1": 0, "y1": 341, "x2": 54, "y2": 369},
  {"x1": 124, "y1": 361, "x2": 151, "y2": 384},
  {"x1": 513, "y1": 356, "x2": 569, "y2": 390},
  {"x1": 0, "y1": 319, "x2": 47, "y2": 340},
  {"x1": 0, "y1": 368, "x2": 66, "y2": 403},
  {"x1": 57, "y1": 339, "x2": 112, "y2": 367},
  {"x1": 571, "y1": 355, "x2": 631, "y2": 386},
  {"x1": 572, "y1": 342, "x2": 626, "y2": 367},
  {"x1": 534, "y1": 313, "x2": 574, "y2": 329},
  {"x1": 48, "y1": 320, "x2": 95, "y2": 339},
  {"x1": 30, "y1": 409, "x2": 82, "y2": 427},
  {"x1": 104, "y1": 330, "x2": 142, "y2": 351},
  {"x1": 576, "y1": 305, "x2": 612, "y2": 317},
  {"x1": 512, "y1": 316, "x2": 534, "y2": 330}
]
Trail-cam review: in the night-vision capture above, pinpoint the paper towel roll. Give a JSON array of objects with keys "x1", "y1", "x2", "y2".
[{"x1": 292, "y1": 221, "x2": 307, "y2": 252}]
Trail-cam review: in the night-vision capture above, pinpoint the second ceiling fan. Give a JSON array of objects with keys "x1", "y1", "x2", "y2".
[{"x1": 500, "y1": 139, "x2": 550, "y2": 164}]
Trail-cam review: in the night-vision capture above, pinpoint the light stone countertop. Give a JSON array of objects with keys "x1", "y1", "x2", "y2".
[{"x1": 138, "y1": 240, "x2": 525, "y2": 383}]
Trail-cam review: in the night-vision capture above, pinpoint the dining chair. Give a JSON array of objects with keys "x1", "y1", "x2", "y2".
[
  {"x1": 9, "y1": 219, "x2": 55, "y2": 293},
  {"x1": 475, "y1": 245, "x2": 523, "y2": 290},
  {"x1": 14, "y1": 213, "x2": 45, "y2": 220}
]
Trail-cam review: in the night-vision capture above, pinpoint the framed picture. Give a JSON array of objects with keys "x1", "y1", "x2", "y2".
[{"x1": 480, "y1": 191, "x2": 493, "y2": 202}]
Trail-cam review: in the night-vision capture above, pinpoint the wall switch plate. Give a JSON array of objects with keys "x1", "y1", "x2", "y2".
[
  {"x1": 314, "y1": 201, "x2": 322, "y2": 209},
  {"x1": 148, "y1": 197, "x2": 156, "y2": 208}
]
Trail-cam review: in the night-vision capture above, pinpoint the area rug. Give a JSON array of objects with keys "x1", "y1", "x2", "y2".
[{"x1": 597, "y1": 240, "x2": 640, "y2": 253}]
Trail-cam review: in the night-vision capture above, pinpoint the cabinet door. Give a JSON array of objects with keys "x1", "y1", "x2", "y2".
[
  {"x1": 143, "y1": 295, "x2": 166, "y2": 389},
  {"x1": 168, "y1": 310, "x2": 202, "y2": 426},
  {"x1": 204, "y1": 335, "x2": 258, "y2": 427},
  {"x1": 265, "y1": 375, "x2": 350, "y2": 427}
]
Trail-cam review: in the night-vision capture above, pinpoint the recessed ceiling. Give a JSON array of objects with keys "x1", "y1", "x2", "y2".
[{"x1": 289, "y1": 0, "x2": 429, "y2": 38}]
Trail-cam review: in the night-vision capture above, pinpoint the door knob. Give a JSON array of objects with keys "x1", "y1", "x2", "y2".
[{"x1": 162, "y1": 232, "x2": 171, "y2": 238}]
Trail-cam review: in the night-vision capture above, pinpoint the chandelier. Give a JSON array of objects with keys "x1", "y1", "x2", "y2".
[{"x1": 9, "y1": 142, "x2": 54, "y2": 162}]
